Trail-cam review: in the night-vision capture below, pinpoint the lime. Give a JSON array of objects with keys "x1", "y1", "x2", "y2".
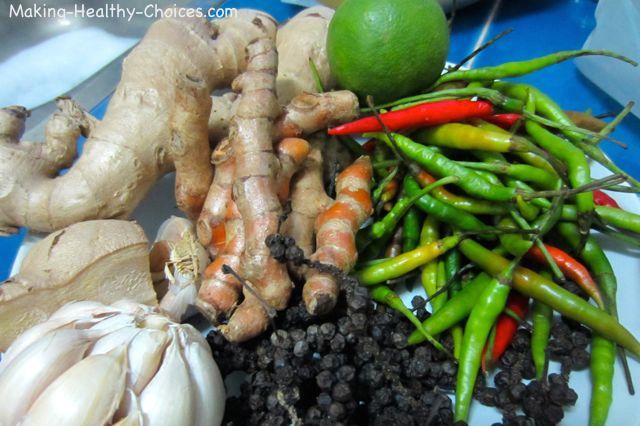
[{"x1": 327, "y1": 0, "x2": 449, "y2": 103}]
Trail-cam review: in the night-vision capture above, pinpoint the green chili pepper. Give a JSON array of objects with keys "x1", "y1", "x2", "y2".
[
  {"x1": 434, "y1": 260, "x2": 448, "y2": 313},
  {"x1": 414, "y1": 123, "x2": 537, "y2": 152},
  {"x1": 444, "y1": 246, "x2": 464, "y2": 359},
  {"x1": 557, "y1": 222, "x2": 635, "y2": 420},
  {"x1": 472, "y1": 119, "x2": 557, "y2": 175},
  {"x1": 523, "y1": 91, "x2": 594, "y2": 247},
  {"x1": 407, "y1": 273, "x2": 494, "y2": 345},
  {"x1": 560, "y1": 205, "x2": 640, "y2": 234},
  {"x1": 355, "y1": 235, "x2": 460, "y2": 286},
  {"x1": 371, "y1": 176, "x2": 458, "y2": 239},
  {"x1": 402, "y1": 207, "x2": 421, "y2": 252},
  {"x1": 531, "y1": 300, "x2": 553, "y2": 381},
  {"x1": 456, "y1": 161, "x2": 559, "y2": 189},
  {"x1": 420, "y1": 216, "x2": 440, "y2": 302},
  {"x1": 455, "y1": 258, "x2": 520, "y2": 422},
  {"x1": 372, "y1": 132, "x2": 518, "y2": 202},
  {"x1": 414, "y1": 170, "x2": 508, "y2": 215},
  {"x1": 458, "y1": 239, "x2": 640, "y2": 357},
  {"x1": 437, "y1": 49, "x2": 636, "y2": 86},
  {"x1": 404, "y1": 176, "x2": 494, "y2": 235},
  {"x1": 494, "y1": 81, "x2": 640, "y2": 190}
]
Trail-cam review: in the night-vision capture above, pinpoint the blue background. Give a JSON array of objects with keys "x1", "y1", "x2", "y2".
[{"x1": 1, "y1": 0, "x2": 638, "y2": 280}]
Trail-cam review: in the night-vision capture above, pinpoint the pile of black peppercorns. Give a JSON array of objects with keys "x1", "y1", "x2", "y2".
[{"x1": 208, "y1": 237, "x2": 587, "y2": 425}]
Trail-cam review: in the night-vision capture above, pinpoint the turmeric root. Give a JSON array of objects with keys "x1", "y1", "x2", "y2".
[
  {"x1": 276, "y1": 6, "x2": 336, "y2": 105},
  {"x1": 303, "y1": 156, "x2": 373, "y2": 315},
  {"x1": 219, "y1": 38, "x2": 293, "y2": 343},
  {"x1": 196, "y1": 201, "x2": 245, "y2": 321},
  {"x1": 196, "y1": 139, "x2": 235, "y2": 249},
  {"x1": 208, "y1": 93, "x2": 239, "y2": 143},
  {"x1": 274, "y1": 137, "x2": 311, "y2": 203},
  {"x1": 0, "y1": 220, "x2": 156, "y2": 351},
  {"x1": 0, "y1": 10, "x2": 277, "y2": 234},
  {"x1": 281, "y1": 138, "x2": 333, "y2": 262}
]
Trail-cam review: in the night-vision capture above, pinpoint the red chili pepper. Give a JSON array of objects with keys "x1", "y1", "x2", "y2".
[
  {"x1": 328, "y1": 100, "x2": 494, "y2": 135},
  {"x1": 484, "y1": 113, "x2": 523, "y2": 130},
  {"x1": 526, "y1": 243, "x2": 605, "y2": 309},
  {"x1": 593, "y1": 190, "x2": 620, "y2": 208},
  {"x1": 481, "y1": 291, "x2": 529, "y2": 372}
]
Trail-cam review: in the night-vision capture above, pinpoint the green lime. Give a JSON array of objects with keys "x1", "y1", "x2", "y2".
[{"x1": 327, "y1": 0, "x2": 449, "y2": 103}]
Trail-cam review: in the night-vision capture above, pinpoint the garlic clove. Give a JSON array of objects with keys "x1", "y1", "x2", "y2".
[
  {"x1": 22, "y1": 345, "x2": 128, "y2": 426},
  {"x1": 179, "y1": 328, "x2": 226, "y2": 426},
  {"x1": 89, "y1": 326, "x2": 141, "y2": 356},
  {"x1": 140, "y1": 313, "x2": 172, "y2": 331},
  {"x1": 0, "y1": 329, "x2": 92, "y2": 425},
  {"x1": 159, "y1": 277, "x2": 198, "y2": 322},
  {"x1": 139, "y1": 329, "x2": 195, "y2": 426},
  {"x1": 88, "y1": 313, "x2": 137, "y2": 336},
  {"x1": 112, "y1": 299, "x2": 156, "y2": 316},
  {"x1": 127, "y1": 328, "x2": 170, "y2": 393},
  {"x1": 114, "y1": 388, "x2": 144, "y2": 426},
  {"x1": 49, "y1": 300, "x2": 117, "y2": 320},
  {"x1": 0, "y1": 317, "x2": 74, "y2": 370},
  {"x1": 154, "y1": 216, "x2": 195, "y2": 243}
]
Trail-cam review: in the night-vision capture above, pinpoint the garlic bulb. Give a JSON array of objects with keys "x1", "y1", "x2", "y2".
[{"x1": 0, "y1": 301, "x2": 225, "y2": 426}]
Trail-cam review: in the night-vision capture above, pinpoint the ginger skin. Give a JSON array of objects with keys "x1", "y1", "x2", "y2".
[{"x1": 0, "y1": 10, "x2": 277, "y2": 234}]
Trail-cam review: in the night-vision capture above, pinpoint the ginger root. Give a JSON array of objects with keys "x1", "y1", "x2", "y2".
[
  {"x1": 0, "y1": 220, "x2": 156, "y2": 351},
  {"x1": 0, "y1": 10, "x2": 277, "y2": 234},
  {"x1": 276, "y1": 5, "x2": 336, "y2": 105}
]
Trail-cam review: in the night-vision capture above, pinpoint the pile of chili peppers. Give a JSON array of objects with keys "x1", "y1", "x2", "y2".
[{"x1": 332, "y1": 49, "x2": 640, "y2": 425}]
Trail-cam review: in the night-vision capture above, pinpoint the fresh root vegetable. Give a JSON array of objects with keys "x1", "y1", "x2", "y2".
[
  {"x1": 328, "y1": 99, "x2": 494, "y2": 135},
  {"x1": 196, "y1": 139, "x2": 236, "y2": 251},
  {"x1": 274, "y1": 137, "x2": 311, "y2": 203},
  {"x1": 0, "y1": 220, "x2": 157, "y2": 351},
  {"x1": 150, "y1": 216, "x2": 208, "y2": 322},
  {"x1": 196, "y1": 201, "x2": 245, "y2": 322},
  {"x1": 276, "y1": 91, "x2": 359, "y2": 139},
  {"x1": 214, "y1": 37, "x2": 293, "y2": 343},
  {"x1": 275, "y1": 6, "x2": 336, "y2": 105},
  {"x1": 0, "y1": 301, "x2": 225, "y2": 426},
  {"x1": 303, "y1": 156, "x2": 373, "y2": 315},
  {"x1": 281, "y1": 138, "x2": 333, "y2": 265},
  {"x1": 0, "y1": 10, "x2": 278, "y2": 235},
  {"x1": 207, "y1": 90, "x2": 359, "y2": 144}
]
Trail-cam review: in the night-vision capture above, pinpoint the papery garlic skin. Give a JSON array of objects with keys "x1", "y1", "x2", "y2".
[{"x1": 0, "y1": 301, "x2": 225, "y2": 426}]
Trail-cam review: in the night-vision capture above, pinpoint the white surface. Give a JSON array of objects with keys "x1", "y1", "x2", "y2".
[
  {"x1": 0, "y1": 27, "x2": 136, "y2": 109},
  {"x1": 10, "y1": 162, "x2": 640, "y2": 426},
  {"x1": 576, "y1": 0, "x2": 640, "y2": 119}
]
